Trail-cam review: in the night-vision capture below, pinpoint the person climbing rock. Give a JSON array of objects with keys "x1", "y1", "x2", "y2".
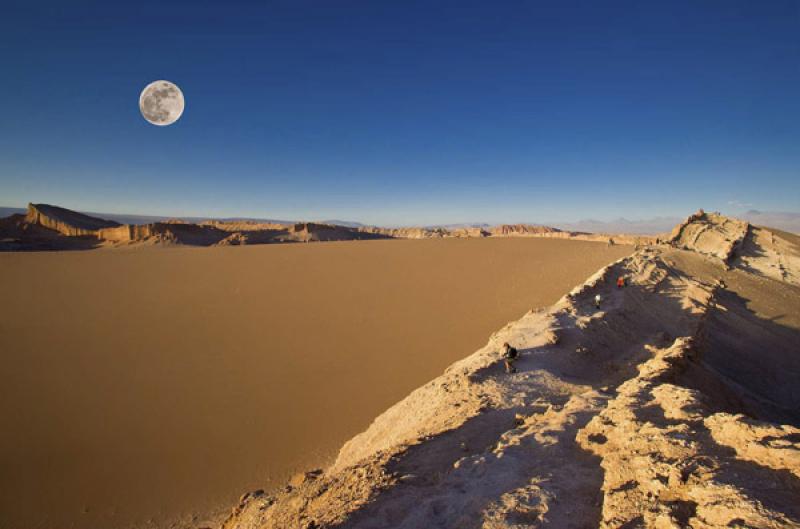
[
  {"x1": 594, "y1": 294, "x2": 602, "y2": 308},
  {"x1": 501, "y1": 342, "x2": 519, "y2": 373}
]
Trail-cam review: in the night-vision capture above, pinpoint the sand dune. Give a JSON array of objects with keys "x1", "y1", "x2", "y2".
[{"x1": 0, "y1": 237, "x2": 630, "y2": 529}]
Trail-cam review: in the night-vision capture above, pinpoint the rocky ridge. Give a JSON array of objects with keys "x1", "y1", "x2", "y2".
[
  {"x1": 221, "y1": 210, "x2": 800, "y2": 529},
  {"x1": 26, "y1": 203, "x2": 120, "y2": 236},
  {"x1": 1, "y1": 203, "x2": 656, "y2": 251}
]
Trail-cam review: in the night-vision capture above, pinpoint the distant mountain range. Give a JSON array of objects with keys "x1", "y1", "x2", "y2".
[
  {"x1": 0, "y1": 207, "x2": 27, "y2": 218},
  {"x1": 319, "y1": 220, "x2": 365, "y2": 228},
  {"x1": 531, "y1": 211, "x2": 800, "y2": 235},
  {"x1": 737, "y1": 210, "x2": 800, "y2": 234},
  {"x1": 553, "y1": 217, "x2": 683, "y2": 235}
]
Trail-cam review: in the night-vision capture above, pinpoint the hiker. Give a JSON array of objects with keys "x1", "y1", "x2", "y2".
[
  {"x1": 594, "y1": 294, "x2": 602, "y2": 308},
  {"x1": 617, "y1": 276, "x2": 625, "y2": 288},
  {"x1": 502, "y1": 342, "x2": 519, "y2": 374}
]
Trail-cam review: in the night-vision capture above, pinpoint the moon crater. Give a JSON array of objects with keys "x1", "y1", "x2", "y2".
[{"x1": 139, "y1": 80, "x2": 184, "y2": 126}]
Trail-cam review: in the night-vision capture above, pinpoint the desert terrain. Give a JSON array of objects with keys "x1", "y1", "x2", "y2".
[
  {"x1": 221, "y1": 211, "x2": 800, "y2": 529},
  {"x1": 3, "y1": 4, "x2": 796, "y2": 529},
  {"x1": 0, "y1": 204, "x2": 653, "y2": 251},
  {"x1": 2, "y1": 207, "x2": 798, "y2": 529},
  {"x1": 0, "y1": 234, "x2": 630, "y2": 529}
]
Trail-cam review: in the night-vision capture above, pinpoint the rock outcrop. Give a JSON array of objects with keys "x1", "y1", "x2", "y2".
[
  {"x1": 201, "y1": 220, "x2": 292, "y2": 232},
  {"x1": 577, "y1": 337, "x2": 800, "y2": 529},
  {"x1": 667, "y1": 209, "x2": 750, "y2": 264},
  {"x1": 487, "y1": 224, "x2": 563, "y2": 236},
  {"x1": 6, "y1": 202, "x2": 662, "y2": 251},
  {"x1": 732, "y1": 226, "x2": 800, "y2": 286},
  {"x1": 97, "y1": 222, "x2": 233, "y2": 245},
  {"x1": 222, "y1": 213, "x2": 800, "y2": 529},
  {"x1": 25, "y1": 203, "x2": 120, "y2": 237},
  {"x1": 288, "y1": 223, "x2": 390, "y2": 242},
  {"x1": 356, "y1": 226, "x2": 452, "y2": 239},
  {"x1": 0, "y1": 213, "x2": 100, "y2": 251}
]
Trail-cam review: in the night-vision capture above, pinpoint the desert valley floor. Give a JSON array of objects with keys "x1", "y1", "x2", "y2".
[{"x1": 0, "y1": 238, "x2": 631, "y2": 529}]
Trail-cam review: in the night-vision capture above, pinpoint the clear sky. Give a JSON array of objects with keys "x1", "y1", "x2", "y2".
[{"x1": 1, "y1": 1, "x2": 798, "y2": 226}]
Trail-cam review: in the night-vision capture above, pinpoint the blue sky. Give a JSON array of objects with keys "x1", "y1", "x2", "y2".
[{"x1": 1, "y1": 1, "x2": 798, "y2": 225}]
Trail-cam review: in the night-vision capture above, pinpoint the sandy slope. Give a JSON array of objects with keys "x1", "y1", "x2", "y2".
[
  {"x1": 224, "y1": 212, "x2": 800, "y2": 529},
  {"x1": 0, "y1": 238, "x2": 630, "y2": 529}
]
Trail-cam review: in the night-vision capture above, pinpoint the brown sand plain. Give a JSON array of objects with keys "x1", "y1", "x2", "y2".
[{"x1": 0, "y1": 238, "x2": 630, "y2": 529}]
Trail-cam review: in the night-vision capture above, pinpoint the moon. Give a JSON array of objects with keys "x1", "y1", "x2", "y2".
[{"x1": 139, "y1": 80, "x2": 184, "y2": 126}]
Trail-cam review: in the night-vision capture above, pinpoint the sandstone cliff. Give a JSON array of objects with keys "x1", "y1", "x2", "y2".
[
  {"x1": 288, "y1": 223, "x2": 391, "y2": 242},
  {"x1": 222, "y1": 213, "x2": 800, "y2": 529},
  {"x1": 356, "y1": 226, "x2": 452, "y2": 239},
  {"x1": 8, "y1": 203, "x2": 661, "y2": 250},
  {"x1": 0, "y1": 213, "x2": 99, "y2": 251},
  {"x1": 201, "y1": 220, "x2": 292, "y2": 232},
  {"x1": 487, "y1": 224, "x2": 562, "y2": 236},
  {"x1": 26, "y1": 203, "x2": 120, "y2": 237}
]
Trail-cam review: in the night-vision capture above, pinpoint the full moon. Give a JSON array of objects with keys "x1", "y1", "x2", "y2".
[{"x1": 139, "y1": 80, "x2": 184, "y2": 126}]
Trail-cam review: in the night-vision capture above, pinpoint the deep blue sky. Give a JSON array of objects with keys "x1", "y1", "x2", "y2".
[{"x1": 1, "y1": 1, "x2": 798, "y2": 225}]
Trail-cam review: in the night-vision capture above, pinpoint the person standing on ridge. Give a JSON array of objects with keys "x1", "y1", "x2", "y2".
[
  {"x1": 617, "y1": 276, "x2": 625, "y2": 288},
  {"x1": 501, "y1": 342, "x2": 519, "y2": 373},
  {"x1": 595, "y1": 294, "x2": 602, "y2": 309}
]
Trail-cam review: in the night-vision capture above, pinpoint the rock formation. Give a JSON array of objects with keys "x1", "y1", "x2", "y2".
[
  {"x1": 25, "y1": 203, "x2": 120, "y2": 236},
  {"x1": 356, "y1": 226, "x2": 452, "y2": 239},
  {"x1": 287, "y1": 223, "x2": 391, "y2": 242},
  {"x1": 97, "y1": 222, "x2": 233, "y2": 245},
  {"x1": 0, "y1": 213, "x2": 99, "y2": 251},
  {"x1": 4, "y1": 202, "x2": 659, "y2": 250},
  {"x1": 487, "y1": 224, "x2": 562, "y2": 236},
  {"x1": 221, "y1": 213, "x2": 800, "y2": 529},
  {"x1": 667, "y1": 209, "x2": 750, "y2": 264}
]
